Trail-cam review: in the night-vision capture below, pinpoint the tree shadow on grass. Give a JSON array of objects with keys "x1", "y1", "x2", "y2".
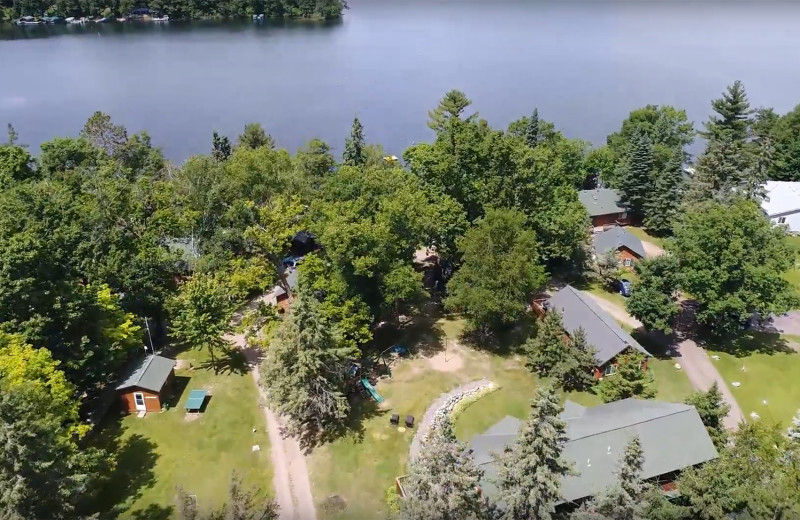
[
  {"x1": 459, "y1": 313, "x2": 535, "y2": 356},
  {"x1": 294, "y1": 396, "x2": 388, "y2": 453},
  {"x1": 198, "y1": 346, "x2": 251, "y2": 375},
  {"x1": 83, "y1": 416, "x2": 159, "y2": 518},
  {"x1": 129, "y1": 504, "x2": 174, "y2": 520},
  {"x1": 696, "y1": 330, "x2": 794, "y2": 357}
]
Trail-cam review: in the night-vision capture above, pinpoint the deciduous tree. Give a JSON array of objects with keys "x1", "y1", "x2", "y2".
[{"x1": 625, "y1": 255, "x2": 680, "y2": 334}]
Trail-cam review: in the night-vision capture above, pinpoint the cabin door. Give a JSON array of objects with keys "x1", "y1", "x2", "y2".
[{"x1": 133, "y1": 392, "x2": 147, "y2": 411}]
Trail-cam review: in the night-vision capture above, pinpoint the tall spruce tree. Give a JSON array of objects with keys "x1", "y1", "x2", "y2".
[
  {"x1": 701, "y1": 80, "x2": 753, "y2": 143},
  {"x1": 684, "y1": 382, "x2": 731, "y2": 449},
  {"x1": 525, "y1": 312, "x2": 596, "y2": 392},
  {"x1": 260, "y1": 288, "x2": 359, "y2": 439},
  {"x1": 496, "y1": 384, "x2": 574, "y2": 520},
  {"x1": 595, "y1": 437, "x2": 646, "y2": 520},
  {"x1": 597, "y1": 352, "x2": 655, "y2": 403},
  {"x1": 525, "y1": 309, "x2": 569, "y2": 376},
  {"x1": 618, "y1": 129, "x2": 654, "y2": 218},
  {"x1": 402, "y1": 417, "x2": 486, "y2": 520},
  {"x1": 643, "y1": 147, "x2": 684, "y2": 234},
  {"x1": 525, "y1": 108, "x2": 541, "y2": 148},
  {"x1": 342, "y1": 117, "x2": 366, "y2": 166},
  {"x1": 685, "y1": 136, "x2": 750, "y2": 204}
]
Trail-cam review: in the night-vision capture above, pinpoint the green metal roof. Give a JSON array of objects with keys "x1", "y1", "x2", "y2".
[
  {"x1": 116, "y1": 355, "x2": 176, "y2": 393},
  {"x1": 579, "y1": 189, "x2": 626, "y2": 217},
  {"x1": 469, "y1": 399, "x2": 719, "y2": 504}
]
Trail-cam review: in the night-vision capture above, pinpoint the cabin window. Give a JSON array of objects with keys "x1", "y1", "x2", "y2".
[
  {"x1": 623, "y1": 258, "x2": 633, "y2": 267},
  {"x1": 778, "y1": 216, "x2": 787, "y2": 224},
  {"x1": 604, "y1": 364, "x2": 617, "y2": 376}
]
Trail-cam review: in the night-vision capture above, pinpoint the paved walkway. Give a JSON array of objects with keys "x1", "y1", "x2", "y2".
[{"x1": 583, "y1": 292, "x2": 744, "y2": 430}]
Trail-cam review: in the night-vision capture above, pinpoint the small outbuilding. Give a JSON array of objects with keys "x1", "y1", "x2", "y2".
[
  {"x1": 116, "y1": 355, "x2": 177, "y2": 413},
  {"x1": 579, "y1": 188, "x2": 631, "y2": 228},
  {"x1": 593, "y1": 226, "x2": 646, "y2": 268}
]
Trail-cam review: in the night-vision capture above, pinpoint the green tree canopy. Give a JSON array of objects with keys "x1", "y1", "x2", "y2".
[
  {"x1": 625, "y1": 255, "x2": 681, "y2": 334},
  {"x1": 445, "y1": 208, "x2": 546, "y2": 334},
  {"x1": 597, "y1": 352, "x2": 655, "y2": 403},
  {"x1": 684, "y1": 382, "x2": 731, "y2": 449},
  {"x1": 237, "y1": 123, "x2": 275, "y2": 150}
]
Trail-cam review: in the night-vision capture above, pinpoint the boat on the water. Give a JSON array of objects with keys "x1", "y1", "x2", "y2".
[
  {"x1": 96, "y1": 17, "x2": 109, "y2": 22},
  {"x1": 15, "y1": 16, "x2": 43, "y2": 25},
  {"x1": 153, "y1": 15, "x2": 169, "y2": 22},
  {"x1": 42, "y1": 15, "x2": 64, "y2": 23},
  {"x1": 253, "y1": 13, "x2": 264, "y2": 20},
  {"x1": 116, "y1": 17, "x2": 127, "y2": 22}
]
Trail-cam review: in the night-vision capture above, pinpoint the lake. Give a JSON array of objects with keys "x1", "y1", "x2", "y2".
[{"x1": 2, "y1": 0, "x2": 800, "y2": 161}]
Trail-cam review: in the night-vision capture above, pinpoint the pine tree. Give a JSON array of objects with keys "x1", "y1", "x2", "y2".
[
  {"x1": 555, "y1": 328, "x2": 599, "y2": 392},
  {"x1": 402, "y1": 417, "x2": 486, "y2": 520},
  {"x1": 701, "y1": 80, "x2": 753, "y2": 143},
  {"x1": 212, "y1": 130, "x2": 232, "y2": 161},
  {"x1": 525, "y1": 108, "x2": 540, "y2": 148},
  {"x1": 260, "y1": 288, "x2": 359, "y2": 439},
  {"x1": 685, "y1": 382, "x2": 731, "y2": 449},
  {"x1": 525, "y1": 309, "x2": 568, "y2": 375},
  {"x1": 595, "y1": 250, "x2": 622, "y2": 289},
  {"x1": 342, "y1": 117, "x2": 366, "y2": 166},
  {"x1": 618, "y1": 129, "x2": 654, "y2": 217},
  {"x1": 643, "y1": 147, "x2": 684, "y2": 234},
  {"x1": 496, "y1": 384, "x2": 574, "y2": 520},
  {"x1": 427, "y1": 90, "x2": 473, "y2": 132},
  {"x1": 597, "y1": 352, "x2": 655, "y2": 403},
  {"x1": 594, "y1": 437, "x2": 646, "y2": 520},
  {"x1": 237, "y1": 123, "x2": 275, "y2": 150},
  {"x1": 685, "y1": 136, "x2": 750, "y2": 204}
]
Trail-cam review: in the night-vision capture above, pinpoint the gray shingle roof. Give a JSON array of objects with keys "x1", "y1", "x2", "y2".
[
  {"x1": 469, "y1": 399, "x2": 718, "y2": 504},
  {"x1": 548, "y1": 286, "x2": 650, "y2": 365},
  {"x1": 116, "y1": 355, "x2": 176, "y2": 393},
  {"x1": 579, "y1": 189, "x2": 626, "y2": 217},
  {"x1": 593, "y1": 227, "x2": 646, "y2": 259}
]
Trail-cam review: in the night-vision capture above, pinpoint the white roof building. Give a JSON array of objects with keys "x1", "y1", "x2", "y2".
[{"x1": 761, "y1": 181, "x2": 800, "y2": 233}]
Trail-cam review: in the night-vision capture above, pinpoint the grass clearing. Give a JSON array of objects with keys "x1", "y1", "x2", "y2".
[
  {"x1": 90, "y1": 348, "x2": 271, "y2": 519},
  {"x1": 627, "y1": 226, "x2": 669, "y2": 250}
]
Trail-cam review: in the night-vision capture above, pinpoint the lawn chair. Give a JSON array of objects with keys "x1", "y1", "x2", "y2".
[
  {"x1": 405, "y1": 415, "x2": 415, "y2": 428},
  {"x1": 390, "y1": 414, "x2": 399, "y2": 426}
]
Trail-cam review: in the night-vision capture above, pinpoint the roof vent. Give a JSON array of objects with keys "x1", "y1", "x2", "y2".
[
  {"x1": 607, "y1": 446, "x2": 611, "y2": 455},
  {"x1": 587, "y1": 458, "x2": 591, "y2": 467}
]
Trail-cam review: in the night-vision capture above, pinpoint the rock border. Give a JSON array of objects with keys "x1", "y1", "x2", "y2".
[{"x1": 409, "y1": 379, "x2": 495, "y2": 461}]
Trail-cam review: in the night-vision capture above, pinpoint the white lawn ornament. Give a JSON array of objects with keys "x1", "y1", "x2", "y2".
[
  {"x1": 741, "y1": 365, "x2": 747, "y2": 372},
  {"x1": 762, "y1": 400, "x2": 768, "y2": 405},
  {"x1": 732, "y1": 381, "x2": 741, "y2": 387},
  {"x1": 674, "y1": 363, "x2": 682, "y2": 370},
  {"x1": 750, "y1": 412, "x2": 760, "y2": 420},
  {"x1": 711, "y1": 355, "x2": 720, "y2": 360}
]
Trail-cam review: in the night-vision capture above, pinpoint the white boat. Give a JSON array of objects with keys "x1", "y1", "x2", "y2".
[
  {"x1": 153, "y1": 15, "x2": 169, "y2": 22},
  {"x1": 116, "y1": 17, "x2": 127, "y2": 22},
  {"x1": 15, "y1": 16, "x2": 43, "y2": 25},
  {"x1": 65, "y1": 16, "x2": 75, "y2": 22}
]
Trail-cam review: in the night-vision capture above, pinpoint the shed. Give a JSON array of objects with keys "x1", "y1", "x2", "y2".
[
  {"x1": 578, "y1": 189, "x2": 630, "y2": 228},
  {"x1": 116, "y1": 355, "x2": 177, "y2": 413}
]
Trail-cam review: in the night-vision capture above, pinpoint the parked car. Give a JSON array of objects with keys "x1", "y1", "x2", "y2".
[{"x1": 618, "y1": 279, "x2": 632, "y2": 297}]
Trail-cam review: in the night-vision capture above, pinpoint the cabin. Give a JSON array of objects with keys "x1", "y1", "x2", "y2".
[
  {"x1": 116, "y1": 355, "x2": 177, "y2": 413},
  {"x1": 579, "y1": 189, "x2": 630, "y2": 229},
  {"x1": 761, "y1": 181, "x2": 800, "y2": 233},
  {"x1": 469, "y1": 399, "x2": 719, "y2": 507},
  {"x1": 533, "y1": 285, "x2": 650, "y2": 378},
  {"x1": 592, "y1": 226, "x2": 646, "y2": 268},
  {"x1": 266, "y1": 267, "x2": 299, "y2": 313}
]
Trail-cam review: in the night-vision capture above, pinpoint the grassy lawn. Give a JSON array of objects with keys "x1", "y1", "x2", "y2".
[
  {"x1": 703, "y1": 331, "x2": 800, "y2": 426},
  {"x1": 627, "y1": 226, "x2": 668, "y2": 250},
  {"x1": 578, "y1": 280, "x2": 630, "y2": 309},
  {"x1": 783, "y1": 235, "x2": 800, "y2": 295},
  {"x1": 308, "y1": 310, "x2": 695, "y2": 520},
  {"x1": 90, "y1": 348, "x2": 271, "y2": 519}
]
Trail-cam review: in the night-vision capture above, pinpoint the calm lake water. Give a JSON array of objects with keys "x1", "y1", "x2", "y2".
[{"x1": 2, "y1": 0, "x2": 800, "y2": 161}]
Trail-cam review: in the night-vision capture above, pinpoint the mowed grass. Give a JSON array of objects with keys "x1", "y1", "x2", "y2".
[
  {"x1": 91, "y1": 348, "x2": 271, "y2": 519},
  {"x1": 783, "y1": 235, "x2": 800, "y2": 295},
  {"x1": 309, "y1": 312, "x2": 695, "y2": 520},
  {"x1": 627, "y1": 226, "x2": 669, "y2": 250}
]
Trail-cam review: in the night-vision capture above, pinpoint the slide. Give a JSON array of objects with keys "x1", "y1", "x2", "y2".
[{"x1": 361, "y1": 378, "x2": 385, "y2": 403}]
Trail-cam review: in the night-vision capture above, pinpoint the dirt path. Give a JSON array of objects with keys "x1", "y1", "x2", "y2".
[
  {"x1": 227, "y1": 328, "x2": 317, "y2": 520},
  {"x1": 582, "y1": 291, "x2": 744, "y2": 429},
  {"x1": 641, "y1": 240, "x2": 665, "y2": 259}
]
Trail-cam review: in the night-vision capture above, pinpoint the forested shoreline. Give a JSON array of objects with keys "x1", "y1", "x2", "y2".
[
  {"x1": 1, "y1": 0, "x2": 346, "y2": 21},
  {"x1": 3, "y1": 82, "x2": 800, "y2": 518}
]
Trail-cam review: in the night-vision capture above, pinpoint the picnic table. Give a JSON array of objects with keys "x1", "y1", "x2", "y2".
[{"x1": 185, "y1": 389, "x2": 207, "y2": 413}]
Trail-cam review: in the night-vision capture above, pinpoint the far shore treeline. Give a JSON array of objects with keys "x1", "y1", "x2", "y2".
[{"x1": 1, "y1": 0, "x2": 347, "y2": 21}]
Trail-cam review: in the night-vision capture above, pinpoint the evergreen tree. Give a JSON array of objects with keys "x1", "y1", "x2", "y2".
[
  {"x1": 618, "y1": 129, "x2": 654, "y2": 217},
  {"x1": 260, "y1": 288, "x2": 359, "y2": 440},
  {"x1": 427, "y1": 90, "x2": 474, "y2": 132},
  {"x1": 700, "y1": 80, "x2": 753, "y2": 143},
  {"x1": 342, "y1": 117, "x2": 366, "y2": 166},
  {"x1": 594, "y1": 437, "x2": 646, "y2": 520},
  {"x1": 685, "y1": 382, "x2": 731, "y2": 449},
  {"x1": 556, "y1": 328, "x2": 599, "y2": 392},
  {"x1": 525, "y1": 309, "x2": 568, "y2": 375},
  {"x1": 496, "y1": 384, "x2": 574, "y2": 520},
  {"x1": 525, "y1": 312, "x2": 596, "y2": 392},
  {"x1": 594, "y1": 250, "x2": 622, "y2": 289},
  {"x1": 401, "y1": 417, "x2": 486, "y2": 520},
  {"x1": 237, "y1": 123, "x2": 275, "y2": 150},
  {"x1": 525, "y1": 108, "x2": 540, "y2": 148},
  {"x1": 643, "y1": 147, "x2": 684, "y2": 234},
  {"x1": 212, "y1": 130, "x2": 232, "y2": 161},
  {"x1": 685, "y1": 136, "x2": 751, "y2": 204},
  {"x1": 597, "y1": 352, "x2": 655, "y2": 403}
]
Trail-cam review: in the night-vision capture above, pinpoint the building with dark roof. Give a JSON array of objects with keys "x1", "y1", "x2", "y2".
[
  {"x1": 469, "y1": 399, "x2": 718, "y2": 505},
  {"x1": 537, "y1": 285, "x2": 650, "y2": 378},
  {"x1": 579, "y1": 189, "x2": 630, "y2": 228},
  {"x1": 593, "y1": 226, "x2": 646, "y2": 268},
  {"x1": 116, "y1": 355, "x2": 176, "y2": 413}
]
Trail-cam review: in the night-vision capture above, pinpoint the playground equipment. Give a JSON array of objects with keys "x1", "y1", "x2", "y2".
[{"x1": 361, "y1": 377, "x2": 385, "y2": 403}]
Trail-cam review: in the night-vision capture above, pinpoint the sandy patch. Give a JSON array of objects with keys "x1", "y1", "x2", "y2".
[
  {"x1": 175, "y1": 359, "x2": 191, "y2": 370},
  {"x1": 427, "y1": 349, "x2": 464, "y2": 372},
  {"x1": 183, "y1": 413, "x2": 202, "y2": 422}
]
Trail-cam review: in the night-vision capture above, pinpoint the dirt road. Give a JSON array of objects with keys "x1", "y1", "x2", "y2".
[
  {"x1": 227, "y1": 328, "x2": 317, "y2": 520},
  {"x1": 583, "y1": 292, "x2": 744, "y2": 429}
]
